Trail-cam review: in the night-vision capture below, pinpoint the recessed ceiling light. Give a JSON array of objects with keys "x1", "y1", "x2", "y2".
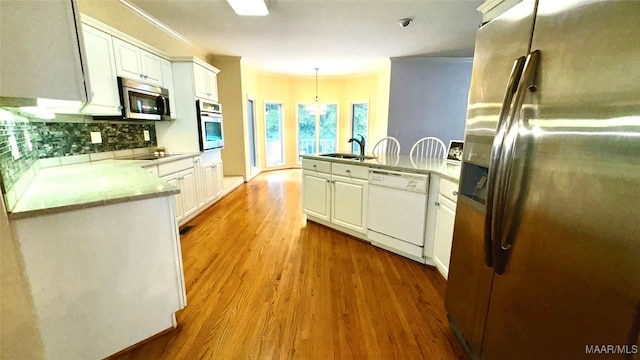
[{"x1": 227, "y1": 0, "x2": 269, "y2": 16}]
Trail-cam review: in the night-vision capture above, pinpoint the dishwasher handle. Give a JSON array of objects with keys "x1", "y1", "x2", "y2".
[{"x1": 370, "y1": 170, "x2": 402, "y2": 177}]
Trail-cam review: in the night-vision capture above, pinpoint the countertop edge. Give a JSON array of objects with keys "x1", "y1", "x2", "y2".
[
  {"x1": 301, "y1": 154, "x2": 461, "y2": 182},
  {"x1": 8, "y1": 188, "x2": 180, "y2": 220}
]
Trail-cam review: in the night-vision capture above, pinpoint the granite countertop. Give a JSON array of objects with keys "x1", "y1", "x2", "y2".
[
  {"x1": 112, "y1": 152, "x2": 200, "y2": 165},
  {"x1": 301, "y1": 153, "x2": 462, "y2": 182},
  {"x1": 8, "y1": 160, "x2": 180, "y2": 220}
]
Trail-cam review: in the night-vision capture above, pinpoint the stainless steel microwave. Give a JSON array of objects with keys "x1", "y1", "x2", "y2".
[
  {"x1": 196, "y1": 99, "x2": 224, "y2": 151},
  {"x1": 118, "y1": 77, "x2": 171, "y2": 121}
]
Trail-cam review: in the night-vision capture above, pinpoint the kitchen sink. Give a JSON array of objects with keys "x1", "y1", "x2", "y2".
[{"x1": 319, "y1": 153, "x2": 376, "y2": 160}]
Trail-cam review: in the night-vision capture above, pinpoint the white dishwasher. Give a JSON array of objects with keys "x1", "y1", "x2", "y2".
[{"x1": 367, "y1": 169, "x2": 429, "y2": 263}]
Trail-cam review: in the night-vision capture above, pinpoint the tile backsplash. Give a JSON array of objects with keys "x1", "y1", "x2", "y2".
[
  {"x1": 0, "y1": 112, "x2": 38, "y2": 195},
  {"x1": 0, "y1": 108, "x2": 157, "y2": 195}
]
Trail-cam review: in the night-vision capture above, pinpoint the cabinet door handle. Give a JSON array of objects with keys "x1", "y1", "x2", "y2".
[
  {"x1": 313, "y1": 164, "x2": 317, "y2": 168},
  {"x1": 434, "y1": 201, "x2": 440, "y2": 207},
  {"x1": 140, "y1": 73, "x2": 144, "y2": 78},
  {"x1": 346, "y1": 169, "x2": 351, "y2": 174},
  {"x1": 453, "y1": 191, "x2": 458, "y2": 196}
]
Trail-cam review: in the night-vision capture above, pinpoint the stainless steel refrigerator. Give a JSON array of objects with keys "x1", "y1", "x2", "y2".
[{"x1": 445, "y1": 0, "x2": 640, "y2": 359}]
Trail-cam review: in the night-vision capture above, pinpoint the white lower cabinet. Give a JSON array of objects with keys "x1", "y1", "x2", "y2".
[
  {"x1": 197, "y1": 159, "x2": 223, "y2": 207},
  {"x1": 331, "y1": 175, "x2": 368, "y2": 234},
  {"x1": 432, "y1": 178, "x2": 459, "y2": 279},
  {"x1": 302, "y1": 170, "x2": 331, "y2": 221},
  {"x1": 162, "y1": 168, "x2": 197, "y2": 223},
  {"x1": 146, "y1": 155, "x2": 226, "y2": 226},
  {"x1": 81, "y1": 25, "x2": 121, "y2": 116},
  {"x1": 302, "y1": 159, "x2": 368, "y2": 237}
]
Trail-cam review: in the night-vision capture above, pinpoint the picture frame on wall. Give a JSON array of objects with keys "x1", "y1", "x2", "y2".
[{"x1": 446, "y1": 140, "x2": 464, "y2": 163}]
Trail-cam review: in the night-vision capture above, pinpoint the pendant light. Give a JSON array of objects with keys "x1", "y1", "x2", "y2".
[{"x1": 306, "y1": 68, "x2": 327, "y2": 115}]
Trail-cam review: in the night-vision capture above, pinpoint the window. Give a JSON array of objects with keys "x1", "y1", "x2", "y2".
[
  {"x1": 298, "y1": 103, "x2": 338, "y2": 160},
  {"x1": 351, "y1": 102, "x2": 368, "y2": 153},
  {"x1": 265, "y1": 102, "x2": 284, "y2": 166}
]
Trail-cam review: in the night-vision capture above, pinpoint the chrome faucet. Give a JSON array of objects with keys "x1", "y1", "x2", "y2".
[{"x1": 348, "y1": 134, "x2": 366, "y2": 157}]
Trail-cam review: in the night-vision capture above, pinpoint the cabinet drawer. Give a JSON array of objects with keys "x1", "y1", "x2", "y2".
[
  {"x1": 439, "y1": 178, "x2": 459, "y2": 202},
  {"x1": 302, "y1": 159, "x2": 331, "y2": 173},
  {"x1": 438, "y1": 193, "x2": 457, "y2": 210},
  {"x1": 331, "y1": 162, "x2": 368, "y2": 179},
  {"x1": 158, "y1": 157, "x2": 194, "y2": 177}
]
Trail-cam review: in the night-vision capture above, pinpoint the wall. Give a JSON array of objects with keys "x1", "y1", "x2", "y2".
[
  {"x1": 210, "y1": 56, "x2": 246, "y2": 178},
  {"x1": 387, "y1": 57, "x2": 472, "y2": 154},
  {"x1": 0, "y1": 192, "x2": 45, "y2": 359},
  {"x1": 78, "y1": 0, "x2": 207, "y2": 59},
  {"x1": 241, "y1": 62, "x2": 259, "y2": 178},
  {"x1": 253, "y1": 66, "x2": 390, "y2": 169},
  {"x1": 256, "y1": 73, "x2": 292, "y2": 167},
  {"x1": 344, "y1": 63, "x2": 391, "y2": 153}
]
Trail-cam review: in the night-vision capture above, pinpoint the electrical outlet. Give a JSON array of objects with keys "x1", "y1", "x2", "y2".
[
  {"x1": 143, "y1": 130, "x2": 150, "y2": 141},
  {"x1": 90, "y1": 131, "x2": 102, "y2": 144},
  {"x1": 9, "y1": 134, "x2": 20, "y2": 160}
]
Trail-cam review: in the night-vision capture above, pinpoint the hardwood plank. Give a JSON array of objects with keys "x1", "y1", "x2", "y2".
[{"x1": 112, "y1": 169, "x2": 468, "y2": 360}]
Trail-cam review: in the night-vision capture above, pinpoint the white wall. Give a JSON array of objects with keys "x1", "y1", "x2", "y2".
[{"x1": 387, "y1": 57, "x2": 473, "y2": 154}]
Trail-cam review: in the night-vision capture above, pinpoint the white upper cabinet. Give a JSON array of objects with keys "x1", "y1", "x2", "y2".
[
  {"x1": 193, "y1": 63, "x2": 219, "y2": 102},
  {"x1": 161, "y1": 59, "x2": 177, "y2": 120},
  {"x1": 140, "y1": 51, "x2": 164, "y2": 85},
  {"x1": 113, "y1": 38, "x2": 163, "y2": 86},
  {"x1": 81, "y1": 25, "x2": 121, "y2": 116},
  {"x1": 0, "y1": 0, "x2": 89, "y2": 102},
  {"x1": 478, "y1": 0, "x2": 523, "y2": 22}
]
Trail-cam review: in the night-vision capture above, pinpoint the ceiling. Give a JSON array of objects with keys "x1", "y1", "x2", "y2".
[{"x1": 126, "y1": 0, "x2": 483, "y2": 76}]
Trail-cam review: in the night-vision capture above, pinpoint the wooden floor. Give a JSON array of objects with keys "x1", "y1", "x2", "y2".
[{"x1": 115, "y1": 169, "x2": 469, "y2": 360}]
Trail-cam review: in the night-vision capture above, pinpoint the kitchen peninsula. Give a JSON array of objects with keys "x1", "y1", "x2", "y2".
[
  {"x1": 7, "y1": 159, "x2": 188, "y2": 359},
  {"x1": 301, "y1": 153, "x2": 460, "y2": 274}
]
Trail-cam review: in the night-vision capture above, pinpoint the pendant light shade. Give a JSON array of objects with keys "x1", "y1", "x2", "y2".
[{"x1": 306, "y1": 68, "x2": 327, "y2": 115}]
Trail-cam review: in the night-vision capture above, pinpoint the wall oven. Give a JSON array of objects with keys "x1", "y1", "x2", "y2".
[
  {"x1": 196, "y1": 99, "x2": 224, "y2": 150},
  {"x1": 118, "y1": 77, "x2": 171, "y2": 121}
]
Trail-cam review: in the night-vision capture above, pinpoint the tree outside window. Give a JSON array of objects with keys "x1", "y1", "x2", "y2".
[
  {"x1": 265, "y1": 103, "x2": 284, "y2": 166},
  {"x1": 351, "y1": 103, "x2": 368, "y2": 153}
]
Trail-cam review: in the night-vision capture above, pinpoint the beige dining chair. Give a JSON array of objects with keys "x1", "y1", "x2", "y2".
[
  {"x1": 409, "y1": 137, "x2": 446, "y2": 159},
  {"x1": 371, "y1": 136, "x2": 401, "y2": 156}
]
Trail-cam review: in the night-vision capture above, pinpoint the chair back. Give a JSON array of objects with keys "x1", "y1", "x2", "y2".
[
  {"x1": 371, "y1": 137, "x2": 401, "y2": 156},
  {"x1": 409, "y1": 137, "x2": 446, "y2": 159}
]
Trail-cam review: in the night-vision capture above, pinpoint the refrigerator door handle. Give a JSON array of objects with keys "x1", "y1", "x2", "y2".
[
  {"x1": 493, "y1": 50, "x2": 541, "y2": 275},
  {"x1": 483, "y1": 56, "x2": 526, "y2": 268}
]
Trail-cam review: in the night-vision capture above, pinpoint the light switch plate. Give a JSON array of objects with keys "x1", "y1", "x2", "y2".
[
  {"x1": 90, "y1": 131, "x2": 102, "y2": 144},
  {"x1": 143, "y1": 130, "x2": 150, "y2": 141},
  {"x1": 9, "y1": 134, "x2": 20, "y2": 160}
]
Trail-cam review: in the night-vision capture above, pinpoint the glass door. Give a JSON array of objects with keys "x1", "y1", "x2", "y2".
[
  {"x1": 247, "y1": 98, "x2": 257, "y2": 171},
  {"x1": 265, "y1": 102, "x2": 284, "y2": 166},
  {"x1": 297, "y1": 103, "x2": 337, "y2": 161},
  {"x1": 297, "y1": 104, "x2": 317, "y2": 158}
]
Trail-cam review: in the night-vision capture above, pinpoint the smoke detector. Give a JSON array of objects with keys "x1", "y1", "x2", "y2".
[{"x1": 397, "y1": 18, "x2": 413, "y2": 28}]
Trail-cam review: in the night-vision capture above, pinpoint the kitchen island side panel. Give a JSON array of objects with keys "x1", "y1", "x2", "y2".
[{"x1": 12, "y1": 195, "x2": 185, "y2": 360}]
